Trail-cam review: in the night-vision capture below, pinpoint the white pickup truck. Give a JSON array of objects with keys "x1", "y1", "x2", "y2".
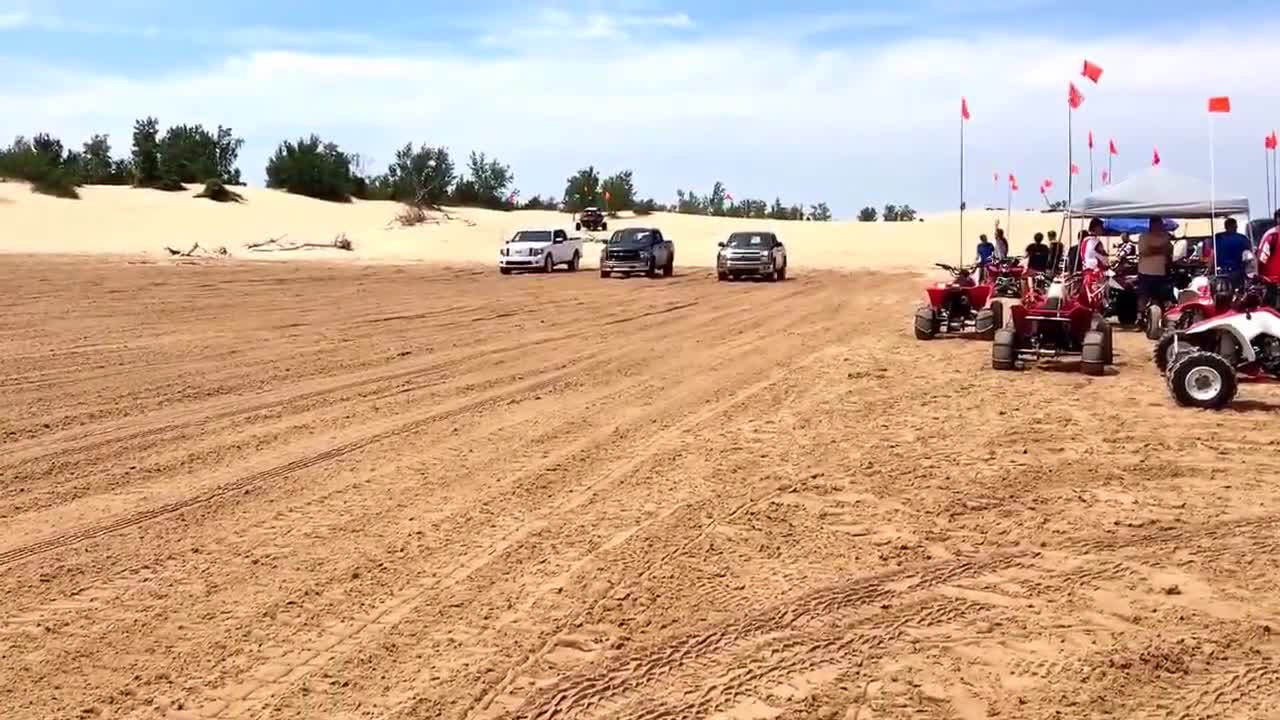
[{"x1": 498, "y1": 229, "x2": 583, "y2": 274}]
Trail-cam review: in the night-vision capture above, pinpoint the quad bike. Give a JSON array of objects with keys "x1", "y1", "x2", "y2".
[
  {"x1": 991, "y1": 273, "x2": 1113, "y2": 376},
  {"x1": 1156, "y1": 299, "x2": 1280, "y2": 409},
  {"x1": 914, "y1": 263, "x2": 999, "y2": 340},
  {"x1": 1153, "y1": 279, "x2": 1274, "y2": 374},
  {"x1": 987, "y1": 258, "x2": 1026, "y2": 300},
  {"x1": 574, "y1": 207, "x2": 608, "y2": 232},
  {"x1": 1104, "y1": 249, "x2": 1141, "y2": 328}
]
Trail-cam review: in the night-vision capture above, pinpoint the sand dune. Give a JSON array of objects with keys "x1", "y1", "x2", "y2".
[{"x1": 2, "y1": 181, "x2": 1092, "y2": 272}]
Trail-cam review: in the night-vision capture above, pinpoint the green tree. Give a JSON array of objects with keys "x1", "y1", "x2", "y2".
[
  {"x1": 809, "y1": 203, "x2": 833, "y2": 222},
  {"x1": 708, "y1": 181, "x2": 727, "y2": 216},
  {"x1": 768, "y1": 197, "x2": 788, "y2": 220},
  {"x1": 130, "y1": 117, "x2": 161, "y2": 187},
  {"x1": 386, "y1": 143, "x2": 455, "y2": 206},
  {"x1": 882, "y1": 203, "x2": 899, "y2": 221},
  {"x1": 452, "y1": 151, "x2": 513, "y2": 208},
  {"x1": 895, "y1": 204, "x2": 917, "y2": 222},
  {"x1": 857, "y1": 206, "x2": 877, "y2": 222},
  {"x1": 562, "y1": 166, "x2": 601, "y2": 212},
  {"x1": 264, "y1": 134, "x2": 355, "y2": 202},
  {"x1": 601, "y1": 169, "x2": 636, "y2": 214},
  {"x1": 0, "y1": 134, "x2": 81, "y2": 198},
  {"x1": 81, "y1": 134, "x2": 115, "y2": 184}
]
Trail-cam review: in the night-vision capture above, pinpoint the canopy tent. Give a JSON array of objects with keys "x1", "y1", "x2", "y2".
[
  {"x1": 1068, "y1": 167, "x2": 1249, "y2": 219},
  {"x1": 1100, "y1": 217, "x2": 1178, "y2": 235}
]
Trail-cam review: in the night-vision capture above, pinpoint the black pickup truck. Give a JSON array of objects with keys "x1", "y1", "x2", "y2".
[{"x1": 599, "y1": 228, "x2": 675, "y2": 278}]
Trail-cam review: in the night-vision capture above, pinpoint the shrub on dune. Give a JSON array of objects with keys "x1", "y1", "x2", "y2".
[{"x1": 195, "y1": 179, "x2": 245, "y2": 203}]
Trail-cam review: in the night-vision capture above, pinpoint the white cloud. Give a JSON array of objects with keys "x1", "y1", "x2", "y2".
[
  {"x1": 0, "y1": 11, "x2": 28, "y2": 28},
  {"x1": 1, "y1": 20, "x2": 1279, "y2": 215}
]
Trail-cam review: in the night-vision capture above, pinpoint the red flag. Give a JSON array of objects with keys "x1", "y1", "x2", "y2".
[
  {"x1": 1208, "y1": 96, "x2": 1231, "y2": 113},
  {"x1": 725, "y1": 192, "x2": 734, "y2": 202},
  {"x1": 1071, "y1": 163, "x2": 1080, "y2": 175},
  {"x1": 1109, "y1": 139, "x2": 1119, "y2": 156},
  {"x1": 961, "y1": 97, "x2": 971, "y2": 120},
  {"x1": 1269, "y1": 131, "x2": 1279, "y2": 150},
  {"x1": 1088, "y1": 131, "x2": 1094, "y2": 149},
  {"x1": 1009, "y1": 174, "x2": 1019, "y2": 192},
  {"x1": 1068, "y1": 82, "x2": 1085, "y2": 110},
  {"x1": 1082, "y1": 60, "x2": 1103, "y2": 83},
  {"x1": 1043, "y1": 178, "x2": 1054, "y2": 189},
  {"x1": 1039, "y1": 183, "x2": 1047, "y2": 195},
  {"x1": 1152, "y1": 148, "x2": 1161, "y2": 166}
]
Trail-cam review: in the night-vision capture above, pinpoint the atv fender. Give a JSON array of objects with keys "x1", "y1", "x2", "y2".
[{"x1": 1179, "y1": 319, "x2": 1256, "y2": 363}]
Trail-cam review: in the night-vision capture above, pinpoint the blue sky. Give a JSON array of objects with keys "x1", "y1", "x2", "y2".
[{"x1": 3, "y1": 0, "x2": 1280, "y2": 218}]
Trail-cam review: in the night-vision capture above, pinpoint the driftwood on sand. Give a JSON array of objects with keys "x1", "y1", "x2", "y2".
[
  {"x1": 245, "y1": 233, "x2": 354, "y2": 252},
  {"x1": 164, "y1": 242, "x2": 229, "y2": 257}
]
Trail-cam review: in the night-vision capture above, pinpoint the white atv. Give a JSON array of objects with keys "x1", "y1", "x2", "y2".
[{"x1": 1156, "y1": 295, "x2": 1280, "y2": 409}]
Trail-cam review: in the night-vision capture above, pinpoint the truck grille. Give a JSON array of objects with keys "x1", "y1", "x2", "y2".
[{"x1": 607, "y1": 250, "x2": 641, "y2": 261}]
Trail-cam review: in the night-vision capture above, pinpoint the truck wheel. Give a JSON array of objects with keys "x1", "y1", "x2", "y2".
[
  {"x1": 992, "y1": 328, "x2": 1018, "y2": 370},
  {"x1": 499, "y1": 267, "x2": 511, "y2": 275},
  {"x1": 542, "y1": 254, "x2": 554, "y2": 273},
  {"x1": 663, "y1": 258, "x2": 674, "y2": 277},
  {"x1": 575, "y1": 221, "x2": 582, "y2": 231},
  {"x1": 1081, "y1": 330, "x2": 1107, "y2": 376},
  {"x1": 569, "y1": 251, "x2": 581, "y2": 271},
  {"x1": 646, "y1": 258, "x2": 658, "y2": 278},
  {"x1": 600, "y1": 270, "x2": 610, "y2": 278},
  {"x1": 601, "y1": 221, "x2": 608, "y2": 231},
  {"x1": 717, "y1": 272, "x2": 728, "y2": 282},
  {"x1": 1167, "y1": 351, "x2": 1237, "y2": 409},
  {"x1": 775, "y1": 262, "x2": 787, "y2": 281}
]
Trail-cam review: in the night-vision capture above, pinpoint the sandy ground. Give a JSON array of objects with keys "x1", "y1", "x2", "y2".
[
  {"x1": 1, "y1": 181, "x2": 1098, "y2": 273},
  {"x1": 3, "y1": 255, "x2": 1280, "y2": 719}
]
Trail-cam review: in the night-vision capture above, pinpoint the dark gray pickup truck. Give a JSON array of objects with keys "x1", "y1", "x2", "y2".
[{"x1": 599, "y1": 228, "x2": 675, "y2": 278}]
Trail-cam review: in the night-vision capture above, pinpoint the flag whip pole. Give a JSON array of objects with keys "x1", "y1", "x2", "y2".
[
  {"x1": 960, "y1": 103, "x2": 965, "y2": 266},
  {"x1": 1210, "y1": 111, "x2": 1218, "y2": 274}
]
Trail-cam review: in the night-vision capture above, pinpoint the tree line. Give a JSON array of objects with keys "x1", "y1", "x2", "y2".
[
  {"x1": 856, "y1": 204, "x2": 918, "y2": 222},
  {"x1": 0, "y1": 121, "x2": 832, "y2": 220}
]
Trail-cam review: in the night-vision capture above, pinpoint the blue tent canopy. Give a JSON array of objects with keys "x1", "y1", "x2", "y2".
[{"x1": 1101, "y1": 217, "x2": 1178, "y2": 235}]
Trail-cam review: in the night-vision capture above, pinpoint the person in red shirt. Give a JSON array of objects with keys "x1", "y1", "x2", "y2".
[{"x1": 1259, "y1": 210, "x2": 1280, "y2": 282}]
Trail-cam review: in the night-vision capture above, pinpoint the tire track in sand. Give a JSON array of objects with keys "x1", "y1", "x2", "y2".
[{"x1": 192, "y1": 296, "x2": 842, "y2": 720}]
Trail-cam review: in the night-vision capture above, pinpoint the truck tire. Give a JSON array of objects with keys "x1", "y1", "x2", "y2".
[
  {"x1": 601, "y1": 221, "x2": 608, "y2": 231},
  {"x1": 717, "y1": 272, "x2": 728, "y2": 282},
  {"x1": 646, "y1": 258, "x2": 659, "y2": 278},
  {"x1": 499, "y1": 267, "x2": 511, "y2": 275},
  {"x1": 775, "y1": 262, "x2": 787, "y2": 281},
  {"x1": 575, "y1": 221, "x2": 582, "y2": 231},
  {"x1": 600, "y1": 269, "x2": 610, "y2": 278},
  {"x1": 569, "y1": 251, "x2": 581, "y2": 271},
  {"x1": 663, "y1": 256, "x2": 674, "y2": 277},
  {"x1": 543, "y1": 254, "x2": 554, "y2": 273}
]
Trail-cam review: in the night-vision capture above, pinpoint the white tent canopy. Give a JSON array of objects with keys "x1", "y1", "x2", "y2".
[{"x1": 1068, "y1": 167, "x2": 1250, "y2": 219}]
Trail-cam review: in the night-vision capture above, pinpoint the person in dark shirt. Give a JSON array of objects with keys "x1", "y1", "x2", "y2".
[
  {"x1": 1046, "y1": 230, "x2": 1064, "y2": 273},
  {"x1": 1025, "y1": 232, "x2": 1051, "y2": 272},
  {"x1": 1213, "y1": 217, "x2": 1251, "y2": 287}
]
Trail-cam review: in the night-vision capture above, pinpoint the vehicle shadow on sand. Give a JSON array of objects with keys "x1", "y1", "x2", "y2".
[
  {"x1": 1226, "y1": 399, "x2": 1280, "y2": 414},
  {"x1": 1023, "y1": 361, "x2": 1121, "y2": 377}
]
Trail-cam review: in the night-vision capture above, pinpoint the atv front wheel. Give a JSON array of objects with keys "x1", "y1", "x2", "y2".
[
  {"x1": 914, "y1": 306, "x2": 938, "y2": 340},
  {"x1": 1081, "y1": 330, "x2": 1107, "y2": 376},
  {"x1": 1144, "y1": 304, "x2": 1164, "y2": 340},
  {"x1": 992, "y1": 328, "x2": 1018, "y2": 370},
  {"x1": 1168, "y1": 351, "x2": 1237, "y2": 409},
  {"x1": 990, "y1": 300, "x2": 1005, "y2": 331},
  {"x1": 1153, "y1": 331, "x2": 1183, "y2": 375}
]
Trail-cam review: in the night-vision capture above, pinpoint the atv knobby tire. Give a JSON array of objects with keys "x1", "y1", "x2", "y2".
[
  {"x1": 990, "y1": 300, "x2": 1005, "y2": 332},
  {"x1": 914, "y1": 306, "x2": 938, "y2": 340},
  {"x1": 1144, "y1": 304, "x2": 1164, "y2": 340},
  {"x1": 1081, "y1": 330, "x2": 1107, "y2": 376},
  {"x1": 992, "y1": 328, "x2": 1018, "y2": 370},
  {"x1": 1167, "y1": 351, "x2": 1237, "y2": 409},
  {"x1": 974, "y1": 309, "x2": 996, "y2": 340},
  {"x1": 1153, "y1": 331, "x2": 1181, "y2": 375}
]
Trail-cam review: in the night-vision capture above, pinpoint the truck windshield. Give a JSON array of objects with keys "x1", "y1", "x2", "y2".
[
  {"x1": 511, "y1": 231, "x2": 553, "y2": 243},
  {"x1": 726, "y1": 234, "x2": 771, "y2": 249},
  {"x1": 609, "y1": 230, "x2": 655, "y2": 248}
]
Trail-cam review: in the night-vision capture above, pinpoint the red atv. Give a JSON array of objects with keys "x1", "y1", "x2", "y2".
[
  {"x1": 987, "y1": 257, "x2": 1026, "y2": 300},
  {"x1": 914, "y1": 263, "x2": 999, "y2": 340},
  {"x1": 992, "y1": 273, "x2": 1114, "y2": 375}
]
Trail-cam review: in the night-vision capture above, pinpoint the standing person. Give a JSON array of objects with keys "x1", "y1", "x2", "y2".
[
  {"x1": 975, "y1": 233, "x2": 995, "y2": 282},
  {"x1": 1080, "y1": 220, "x2": 1110, "y2": 305},
  {"x1": 1137, "y1": 216, "x2": 1173, "y2": 315},
  {"x1": 1046, "y1": 230, "x2": 1064, "y2": 273},
  {"x1": 1213, "y1": 217, "x2": 1251, "y2": 289},
  {"x1": 1025, "y1": 232, "x2": 1050, "y2": 272},
  {"x1": 994, "y1": 228, "x2": 1010, "y2": 260},
  {"x1": 1257, "y1": 210, "x2": 1280, "y2": 306}
]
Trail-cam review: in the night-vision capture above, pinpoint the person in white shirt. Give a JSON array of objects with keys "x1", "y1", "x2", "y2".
[{"x1": 1080, "y1": 219, "x2": 1108, "y2": 271}]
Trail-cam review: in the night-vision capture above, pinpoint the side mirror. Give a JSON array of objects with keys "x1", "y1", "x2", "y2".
[
  {"x1": 717, "y1": 241, "x2": 726, "y2": 248},
  {"x1": 553, "y1": 237, "x2": 564, "y2": 244}
]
